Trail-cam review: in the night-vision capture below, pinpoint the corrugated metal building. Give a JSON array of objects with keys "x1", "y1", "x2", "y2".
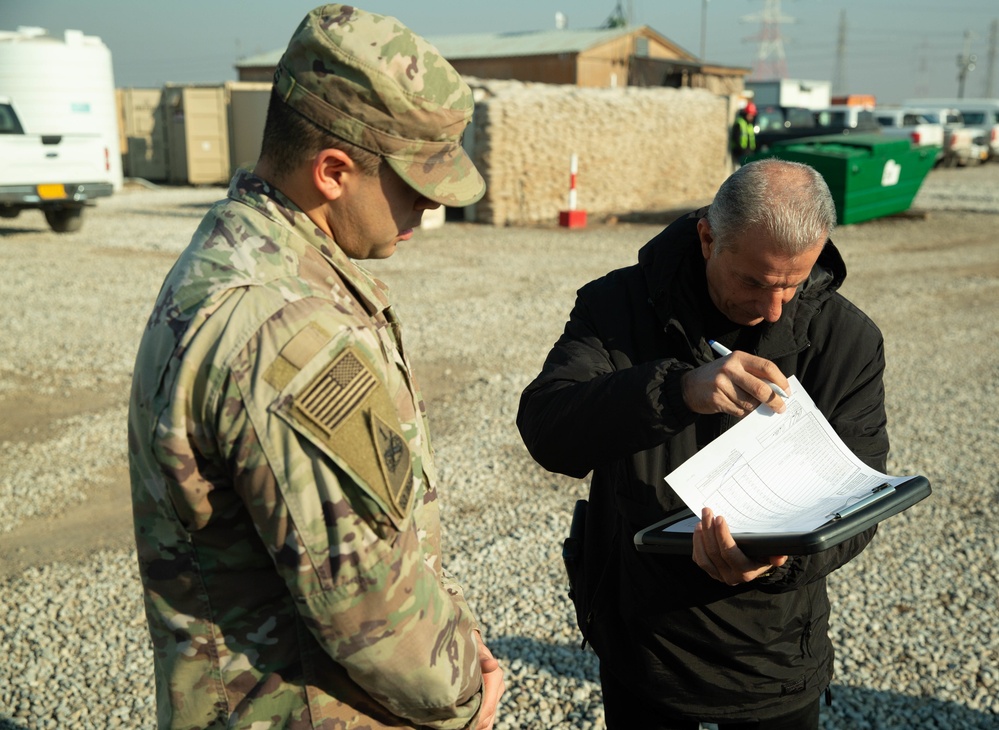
[{"x1": 235, "y1": 26, "x2": 748, "y2": 94}]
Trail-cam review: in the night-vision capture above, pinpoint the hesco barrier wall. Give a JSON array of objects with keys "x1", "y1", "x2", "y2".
[{"x1": 464, "y1": 78, "x2": 732, "y2": 226}]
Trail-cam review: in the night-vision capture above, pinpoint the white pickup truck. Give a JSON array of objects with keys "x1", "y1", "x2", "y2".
[
  {"x1": 916, "y1": 107, "x2": 989, "y2": 167},
  {"x1": 0, "y1": 96, "x2": 114, "y2": 232},
  {"x1": 874, "y1": 108, "x2": 947, "y2": 165},
  {"x1": 903, "y1": 98, "x2": 999, "y2": 160},
  {"x1": 875, "y1": 107, "x2": 987, "y2": 168}
]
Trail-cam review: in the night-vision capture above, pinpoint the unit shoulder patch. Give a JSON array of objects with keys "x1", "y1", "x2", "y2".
[{"x1": 372, "y1": 412, "x2": 413, "y2": 518}]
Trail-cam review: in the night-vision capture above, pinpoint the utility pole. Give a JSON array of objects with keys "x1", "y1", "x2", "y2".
[
  {"x1": 832, "y1": 9, "x2": 847, "y2": 96},
  {"x1": 984, "y1": 19, "x2": 998, "y2": 98},
  {"x1": 956, "y1": 31, "x2": 976, "y2": 99},
  {"x1": 914, "y1": 38, "x2": 930, "y2": 98},
  {"x1": 700, "y1": 0, "x2": 710, "y2": 60},
  {"x1": 742, "y1": 0, "x2": 795, "y2": 80}
]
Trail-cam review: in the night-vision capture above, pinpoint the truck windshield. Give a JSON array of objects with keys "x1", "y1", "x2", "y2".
[
  {"x1": 757, "y1": 107, "x2": 785, "y2": 131},
  {"x1": 815, "y1": 111, "x2": 846, "y2": 126},
  {"x1": 785, "y1": 108, "x2": 814, "y2": 127},
  {"x1": 0, "y1": 104, "x2": 24, "y2": 134}
]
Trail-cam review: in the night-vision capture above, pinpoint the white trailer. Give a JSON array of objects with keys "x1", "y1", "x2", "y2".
[
  {"x1": 746, "y1": 79, "x2": 832, "y2": 110},
  {"x1": 0, "y1": 27, "x2": 121, "y2": 232}
]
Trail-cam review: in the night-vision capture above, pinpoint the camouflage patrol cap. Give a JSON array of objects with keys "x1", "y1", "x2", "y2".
[{"x1": 274, "y1": 4, "x2": 485, "y2": 207}]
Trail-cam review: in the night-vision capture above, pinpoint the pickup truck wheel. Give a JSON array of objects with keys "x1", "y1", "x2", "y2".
[
  {"x1": 44, "y1": 206, "x2": 84, "y2": 233},
  {"x1": 0, "y1": 208, "x2": 20, "y2": 219}
]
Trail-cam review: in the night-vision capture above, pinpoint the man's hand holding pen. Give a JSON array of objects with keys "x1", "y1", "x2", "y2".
[{"x1": 682, "y1": 341, "x2": 792, "y2": 418}]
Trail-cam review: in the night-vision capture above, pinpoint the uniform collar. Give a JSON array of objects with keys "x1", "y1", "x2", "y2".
[{"x1": 227, "y1": 168, "x2": 391, "y2": 316}]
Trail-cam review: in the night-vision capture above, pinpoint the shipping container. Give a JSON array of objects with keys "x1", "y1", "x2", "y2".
[
  {"x1": 118, "y1": 88, "x2": 169, "y2": 181},
  {"x1": 226, "y1": 81, "x2": 272, "y2": 175},
  {"x1": 163, "y1": 85, "x2": 230, "y2": 185}
]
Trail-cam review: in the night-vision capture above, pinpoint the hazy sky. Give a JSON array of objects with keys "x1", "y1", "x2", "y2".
[{"x1": 3, "y1": 1, "x2": 998, "y2": 105}]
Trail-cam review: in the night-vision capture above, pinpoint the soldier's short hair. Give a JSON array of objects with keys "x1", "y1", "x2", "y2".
[{"x1": 260, "y1": 91, "x2": 383, "y2": 181}]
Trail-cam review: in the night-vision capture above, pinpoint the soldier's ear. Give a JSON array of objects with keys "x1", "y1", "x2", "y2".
[{"x1": 313, "y1": 149, "x2": 352, "y2": 201}]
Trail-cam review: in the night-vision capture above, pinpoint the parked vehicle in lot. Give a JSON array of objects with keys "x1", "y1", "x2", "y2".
[
  {"x1": 967, "y1": 129, "x2": 991, "y2": 165},
  {"x1": 0, "y1": 27, "x2": 121, "y2": 232},
  {"x1": 947, "y1": 127, "x2": 989, "y2": 167},
  {"x1": 874, "y1": 107, "x2": 986, "y2": 167},
  {"x1": 917, "y1": 107, "x2": 988, "y2": 167},
  {"x1": 0, "y1": 96, "x2": 113, "y2": 232},
  {"x1": 874, "y1": 108, "x2": 946, "y2": 164},
  {"x1": 905, "y1": 98, "x2": 999, "y2": 160},
  {"x1": 812, "y1": 104, "x2": 878, "y2": 130},
  {"x1": 754, "y1": 104, "x2": 880, "y2": 152},
  {"x1": 953, "y1": 106, "x2": 999, "y2": 160},
  {"x1": 753, "y1": 105, "x2": 815, "y2": 151},
  {"x1": 960, "y1": 111, "x2": 999, "y2": 159}
]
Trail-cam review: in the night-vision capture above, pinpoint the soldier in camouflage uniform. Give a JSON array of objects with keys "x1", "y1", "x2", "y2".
[{"x1": 128, "y1": 5, "x2": 504, "y2": 728}]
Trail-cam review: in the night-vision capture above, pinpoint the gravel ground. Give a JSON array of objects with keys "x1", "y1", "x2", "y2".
[{"x1": 0, "y1": 164, "x2": 997, "y2": 729}]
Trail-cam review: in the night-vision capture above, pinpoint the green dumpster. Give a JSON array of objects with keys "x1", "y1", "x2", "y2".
[{"x1": 745, "y1": 134, "x2": 940, "y2": 225}]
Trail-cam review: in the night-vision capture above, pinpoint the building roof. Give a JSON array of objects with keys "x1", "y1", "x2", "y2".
[
  {"x1": 236, "y1": 25, "x2": 695, "y2": 69},
  {"x1": 425, "y1": 27, "x2": 640, "y2": 60},
  {"x1": 237, "y1": 48, "x2": 283, "y2": 69}
]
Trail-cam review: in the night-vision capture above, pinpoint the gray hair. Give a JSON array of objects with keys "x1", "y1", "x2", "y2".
[{"x1": 707, "y1": 159, "x2": 837, "y2": 255}]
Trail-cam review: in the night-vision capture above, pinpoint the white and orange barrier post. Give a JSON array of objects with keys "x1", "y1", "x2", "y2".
[{"x1": 558, "y1": 153, "x2": 587, "y2": 228}]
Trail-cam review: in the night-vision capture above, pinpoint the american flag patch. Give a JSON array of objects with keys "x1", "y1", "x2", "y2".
[{"x1": 294, "y1": 349, "x2": 376, "y2": 434}]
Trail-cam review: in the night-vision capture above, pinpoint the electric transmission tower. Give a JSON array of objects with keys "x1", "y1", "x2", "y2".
[
  {"x1": 602, "y1": 0, "x2": 632, "y2": 29},
  {"x1": 742, "y1": 0, "x2": 795, "y2": 80},
  {"x1": 832, "y1": 9, "x2": 847, "y2": 95}
]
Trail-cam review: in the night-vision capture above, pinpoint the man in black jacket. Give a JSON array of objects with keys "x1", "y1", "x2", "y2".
[{"x1": 517, "y1": 159, "x2": 889, "y2": 729}]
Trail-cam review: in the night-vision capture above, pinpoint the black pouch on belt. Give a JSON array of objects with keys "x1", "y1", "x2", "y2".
[{"x1": 561, "y1": 499, "x2": 588, "y2": 601}]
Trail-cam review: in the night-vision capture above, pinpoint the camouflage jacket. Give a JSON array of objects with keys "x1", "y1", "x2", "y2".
[{"x1": 128, "y1": 169, "x2": 483, "y2": 729}]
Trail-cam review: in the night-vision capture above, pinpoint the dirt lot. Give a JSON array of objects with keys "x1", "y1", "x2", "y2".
[{"x1": 2, "y1": 163, "x2": 998, "y2": 728}]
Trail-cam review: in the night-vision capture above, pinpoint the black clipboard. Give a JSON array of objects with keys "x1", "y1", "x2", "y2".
[{"x1": 634, "y1": 475, "x2": 931, "y2": 556}]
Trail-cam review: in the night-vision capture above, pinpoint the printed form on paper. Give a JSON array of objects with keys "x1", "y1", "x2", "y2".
[{"x1": 664, "y1": 376, "x2": 913, "y2": 534}]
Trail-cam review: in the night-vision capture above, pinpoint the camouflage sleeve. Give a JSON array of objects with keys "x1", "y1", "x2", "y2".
[{"x1": 218, "y1": 299, "x2": 484, "y2": 728}]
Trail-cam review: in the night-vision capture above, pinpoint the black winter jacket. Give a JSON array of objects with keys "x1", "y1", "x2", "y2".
[{"x1": 517, "y1": 209, "x2": 890, "y2": 721}]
